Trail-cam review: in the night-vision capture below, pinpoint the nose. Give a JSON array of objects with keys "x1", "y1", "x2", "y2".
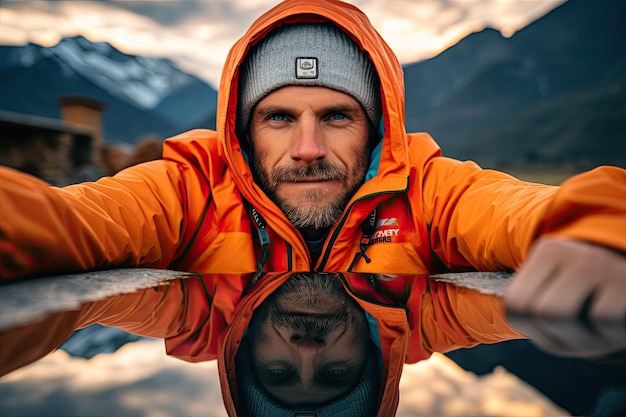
[
  {"x1": 291, "y1": 333, "x2": 326, "y2": 348},
  {"x1": 291, "y1": 334, "x2": 324, "y2": 391},
  {"x1": 290, "y1": 118, "x2": 327, "y2": 163}
]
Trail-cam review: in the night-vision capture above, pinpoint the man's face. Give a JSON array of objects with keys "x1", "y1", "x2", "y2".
[
  {"x1": 249, "y1": 274, "x2": 370, "y2": 406},
  {"x1": 249, "y1": 86, "x2": 370, "y2": 231}
]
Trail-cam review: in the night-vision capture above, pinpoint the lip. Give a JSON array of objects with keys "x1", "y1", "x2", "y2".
[
  {"x1": 277, "y1": 308, "x2": 342, "y2": 315},
  {"x1": 276, "y1": 302, "x2": 344, "y2": 315},
  {"x1": 278, "y1": 179, "x2": 340, "y2": 194},
  {"x1": 285, "y1": 178, "x2": 337, "y2": 184},
  {"x1": 279, "y1": 182, "x2": 329, "y2": 190},
  {"x1": 288, "y1": 177, "x2": 329, "y2": 183}
]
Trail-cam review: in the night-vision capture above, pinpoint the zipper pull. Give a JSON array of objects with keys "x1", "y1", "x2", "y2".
[
  {"x1": 359, "y1": 237, "x2": 372, "y2": 263},
  {"x1": 358, "y1": 209, "x2": 377, "y2": 264},
  {"x1": 250, "y1": 208, "x2": 270, "y2": 271}
]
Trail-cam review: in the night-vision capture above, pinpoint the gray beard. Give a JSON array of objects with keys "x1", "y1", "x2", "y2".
[
  {"x1": 254, "y1": 273, "x2": 367, "y2": 338},
  {"x1": 279, "y1": 188, "x2": 348, "y2": 229},
  {"x1": 250, "y1": 155, "x2": 369, "y2": 230}
]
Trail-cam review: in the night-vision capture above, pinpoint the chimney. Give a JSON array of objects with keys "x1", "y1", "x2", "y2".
[{"x1": 58, "y1": 96, "x2": 106, "y2": 168}]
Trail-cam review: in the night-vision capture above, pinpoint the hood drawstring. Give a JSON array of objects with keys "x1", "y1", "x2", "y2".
[
  {"x1": 249, "y1": 207, "x2": 270, "y2": 271},
  {"x1": 358, "y1": 209, "x2": 377, "y2": 264}
]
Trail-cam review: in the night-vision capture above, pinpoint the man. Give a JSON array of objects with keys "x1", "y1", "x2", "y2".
[{"x1": 0, "y1": 0, "x2": 625, "y2": 414}]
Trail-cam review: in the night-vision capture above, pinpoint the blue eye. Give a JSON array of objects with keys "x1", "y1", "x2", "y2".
[
  {"x1": 330, "y1": 113, "x2": 347, "y2": 121},
  {"x1": 328, "y1": 369, "x2": 347, "y2": 378},
  {"x1": 267, "y1": 369, "x2": 286, "y2": 377},
  {"x1": 268, "y1": 114, "x2": 286, "y2": 122}
]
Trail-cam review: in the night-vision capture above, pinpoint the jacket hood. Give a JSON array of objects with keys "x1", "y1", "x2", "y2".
[
  {"x1": 217, "y1": 0, "x2": 411, "y2": 221},
  {"x1": 213, "y1": 1, "x2": 414, "y2": 414}
]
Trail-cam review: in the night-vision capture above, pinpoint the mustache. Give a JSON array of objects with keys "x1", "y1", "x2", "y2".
[
  {"x1": 270, "y1": 308, "x2": 349, "y2": 338},
  {"x1": 270, "y1": 162, "x2": 347, "y2": 184}
]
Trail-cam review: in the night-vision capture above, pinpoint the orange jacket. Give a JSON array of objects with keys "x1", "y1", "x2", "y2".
[
  {"x1": 0, "y1": 1, "x2": 624, "y2": 279},
  {"x1": 1, "y1": 0, "x2": 626, "y2": 415}
]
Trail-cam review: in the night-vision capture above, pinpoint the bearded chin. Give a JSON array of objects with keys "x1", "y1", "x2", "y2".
[
  {"x1": 250, "y1": 142, "x2": 370, "y2": 230},
  {"x1": 251, "y1": 163, "x2": 365, "y2": 230},
  {"x1": 279, "y1": 189, "x2": 349, "y2": 229}
]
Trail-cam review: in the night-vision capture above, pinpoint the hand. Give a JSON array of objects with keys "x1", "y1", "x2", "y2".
[
  {"x1": 506, "y1": 314, "x2": 626, "y2": 360},
  {"x1": 505, "y1": 237, "x2": 626, "y2": 321}
]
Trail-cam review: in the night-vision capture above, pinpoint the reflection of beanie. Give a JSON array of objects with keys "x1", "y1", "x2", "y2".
[
  {"x1": 237, "y1": 345, "x2": 381, "y2": 417},
  {"x1": 237, "y1": 22, "x2": 381, "y2": 134}
]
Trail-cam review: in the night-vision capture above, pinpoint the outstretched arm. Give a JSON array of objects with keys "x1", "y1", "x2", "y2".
[
  {"x1": 422, "y1": 157, "x2": 626, "y2": 321},
  {"x1": 0, "y1": 160, "x2": 187, "y2": 279}
]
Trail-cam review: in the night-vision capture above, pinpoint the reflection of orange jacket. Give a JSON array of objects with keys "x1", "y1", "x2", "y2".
[
  {"x1": 1, "y1": 0, "x2": 626, "y2": 414},
  {"x1": 0, "y1": 273, "x2": 523, "y2": 417}
]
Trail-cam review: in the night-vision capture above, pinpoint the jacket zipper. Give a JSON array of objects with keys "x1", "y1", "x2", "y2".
[
  {"x1": 348, "y1": 209, "x2": 377, "y2": 271},
  {"x1": 249, "y1": 206, "x2": 294, "y2": 271},
  {"x1": 249, "y1": 207, "x2": 270, "y2": 271},
  {"x1": 317, "y1": 187, "x2": 407, "y2": 271}
]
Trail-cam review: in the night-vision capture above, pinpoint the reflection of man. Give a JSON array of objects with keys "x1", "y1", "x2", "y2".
[
  {"x1": 1, "y1": 0, "x2": 626, "y2": 415},
  {"x1": 0, "y1": 272, "x2": 522, "y2": 416},
  {"x1": 236, "y1": 273, "x2": 380, "y2": 416}
]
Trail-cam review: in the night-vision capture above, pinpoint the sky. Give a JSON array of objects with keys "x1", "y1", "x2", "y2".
[{"x1": 0, "y1": 0, "x2": 567, "y2": 87}]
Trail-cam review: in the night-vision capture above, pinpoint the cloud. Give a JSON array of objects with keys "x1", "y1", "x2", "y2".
[
  {"x1": 0, "y1": 341, "x2": 567, "y2": 417},
  {"x1": 0, "y1": 0, "x2": 567, "y2": 87}
]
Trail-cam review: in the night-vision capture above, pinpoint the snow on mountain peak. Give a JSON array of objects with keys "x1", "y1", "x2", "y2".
[{"x1": 48, "y1": 36, "x2": 192, "y2": 109}]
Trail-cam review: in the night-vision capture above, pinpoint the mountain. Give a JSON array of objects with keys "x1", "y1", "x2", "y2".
[
  {"x1": 0, "y1": 36, "x2": 217, "y2": 144},
  {"x1": 403, "y1": 0, "x2": 626, "y2": 169},
  {"x1": 1, "y1": 0, "x2": 624, "y2": 165}
]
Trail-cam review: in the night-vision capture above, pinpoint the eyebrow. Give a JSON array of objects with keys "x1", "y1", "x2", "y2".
[
  {"x1": 252, "y1": 105, "x2": 292, "y2": 120},
  {"x1": 257, "y1": 363, "x2": 358, "y2": 388},
  {"x1": 260, "y1": 374, "x2": 357, "y2": 407},
  {"x1": 254, "y1": 103, "x2": 362, "y2": 119},
  {"x1": 314, "y1": 373, "x2": 356, "y2": 389},
  {"x1": 323, "y1": 104, "x2": 363, "y2": 115}
]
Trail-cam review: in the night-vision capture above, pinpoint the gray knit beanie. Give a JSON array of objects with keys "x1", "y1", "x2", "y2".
[
  {"x1": 236, "y1": 343, "x2": 381, "y2": 417},
  {"x1": 237, "y1": 22, "x2": 381, "y2": 135}
]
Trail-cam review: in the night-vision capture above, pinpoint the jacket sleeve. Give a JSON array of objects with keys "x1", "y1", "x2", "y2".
[
  {"x1": 0, "y1": 160, "x2": 189, "y2": 279},
  {"x1": 0, "y1": 280, "x2": 189, "y2": 377},
  {"x1": 404, "y1": 277, "x2": 524, "y2": 363},
  {"x1": 417, "y1": 280, "x2": 524, "y2": 357},
  {"x1": 422, "y1": 157, "x2": 626, "y2": 271}
]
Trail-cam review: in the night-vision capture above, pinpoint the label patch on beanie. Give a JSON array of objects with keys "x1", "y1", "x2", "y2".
[{"x1": 295, "y1": 57, "x2": 318, "y2": 79}]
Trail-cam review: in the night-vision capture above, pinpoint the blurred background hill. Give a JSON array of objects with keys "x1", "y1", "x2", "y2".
[{"x1": 403, "y1": 0, "x2": 626, "y2": 171}]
